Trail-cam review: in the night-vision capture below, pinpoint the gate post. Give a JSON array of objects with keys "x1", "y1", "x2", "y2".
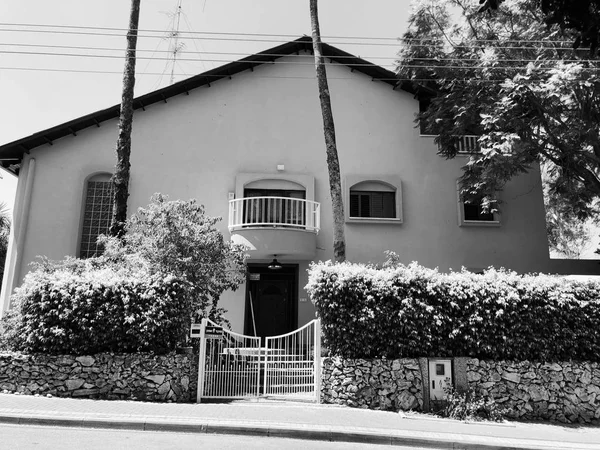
[
  {"x1": 314, "y1": 318, "x2": 322, "y2": 404},
  {"x1": 196, "y1": 318, "x2": 208, "y2": 403}
]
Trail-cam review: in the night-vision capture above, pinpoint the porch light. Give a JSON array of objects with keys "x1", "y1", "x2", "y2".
[{"x1": 268, "y1": 257, "x2": 283, "y2": 270}]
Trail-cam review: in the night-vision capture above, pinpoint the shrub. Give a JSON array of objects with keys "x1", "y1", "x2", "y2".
[
  {"x1": 433, "y1": 385, "x2": 506, "y2": 422},
  {"x1": 2, "y1": 259, "x2": 189, "y2": 354},
  {"x1": 1, "y1": 194, "x2": 247, "y2": 354},
  {"x1": 306, "y1": 254, "x2": 600, "y2": 361}
]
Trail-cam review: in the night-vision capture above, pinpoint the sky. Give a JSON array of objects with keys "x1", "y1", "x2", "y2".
[{"x1": 0, "y1": 0, "x2": 413, "y2": 215}]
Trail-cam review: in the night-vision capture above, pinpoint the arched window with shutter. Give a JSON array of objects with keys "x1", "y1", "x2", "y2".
[{"x1": 345, "y1": 176, "x2": 403, "y2": 224}]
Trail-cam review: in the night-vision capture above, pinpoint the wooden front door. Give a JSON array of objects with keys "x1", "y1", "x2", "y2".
[{"x1": 245, "y1": 265, "x2": 297, "y2": 342}]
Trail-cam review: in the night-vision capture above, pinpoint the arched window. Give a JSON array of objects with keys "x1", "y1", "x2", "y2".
[
  {"x1": 345, "y1": 175, "x2": 403, "y2": 224},
  {"x1": 80, "y1": 173, "x2": 114, "y2": 258}
]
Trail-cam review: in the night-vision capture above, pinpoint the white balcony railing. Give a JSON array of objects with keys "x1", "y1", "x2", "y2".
[
  {"x1": 457, "y1": 135, "x2": 479, "y2": 154},
  {"x1": 228, "y1": 197, "x2": 320, "y2": 233}
]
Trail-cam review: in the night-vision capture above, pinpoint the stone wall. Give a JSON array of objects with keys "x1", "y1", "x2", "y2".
[
  {"x1": 468, "y1": 359, "x2": 600, "y2": 424},
  {"x1": 0, "y1": 352, "x2": 198, "y2": 402},
  {"x1": 321, "y1": 357, "x2": 423, "y2": 411}
]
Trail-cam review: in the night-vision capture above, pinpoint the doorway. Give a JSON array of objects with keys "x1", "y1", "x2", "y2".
[{"x1": 244, "y1": 264, "x2": 298, "y2": 342}]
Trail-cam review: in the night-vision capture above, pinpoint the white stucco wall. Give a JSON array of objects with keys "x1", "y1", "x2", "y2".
[{"x1": 2, "y1": 51, "x2": 595, "y2": 328}]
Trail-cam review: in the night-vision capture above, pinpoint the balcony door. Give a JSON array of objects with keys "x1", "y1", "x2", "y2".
[
  {"x1": 245, "y1": 265, "x2": 297, "y2": 343},
  {"x1": 244, "y1": 188, "x2": 306, "y2": 227}
]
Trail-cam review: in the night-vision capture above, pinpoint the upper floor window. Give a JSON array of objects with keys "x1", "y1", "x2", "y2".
[
  {"x1": 350, "y1": 190, "x2": 395, "y2": 218},
  {"x1": 457, "y1": 183, "x2": 500, "y2": 227},
  {"x1": 463, "y1": 201, "x2": 495, "y2": 222},
  {"x1": 80, "y1": 173, "x2": 114, "y2": 258},
  {"x1": 345, "y1": 176, "x2": 403, "y2": 224}
]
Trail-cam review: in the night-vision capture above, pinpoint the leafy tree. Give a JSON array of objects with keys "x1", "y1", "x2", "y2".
[
  {"x1": 541, "y1": 1, "x2": 600, "y2": 53},
  {"x1": 102, "y1": 194, "x2": 247, "y2": 325},
  {"x1": 543, "y1": 166, "x2": 596, "y2": 258},
  {"x1": 309, "y1": 0, "x2": 346, "y2": 262},
  {"x1": 479, "y1": 0, "x2": 600, "y2": 54},
  {"x1": 398, "y1": 0, "x2": 600, "y2": 221}
]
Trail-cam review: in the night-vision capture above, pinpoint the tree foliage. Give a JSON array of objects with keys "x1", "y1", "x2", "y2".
[
  {"x1": 540, "y1": 0, "x2": 600, "y2": 53},
  {"x1": 543, "y1": 167, "x2": 597, "y2": 258},
  {"x1": 102, "y1": 193, "x2": 248, "y2": 325},
  {"x1": 479, "y1": 1, "x2": 600, "y2": 54},
  {"x1": 398, "y1": 0, "x2": 600, "y2": 220}
]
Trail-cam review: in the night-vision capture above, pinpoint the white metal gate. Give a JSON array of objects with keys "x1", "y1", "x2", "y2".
[{"x1": 196, "y1": 318, "x2": 321, "y2": 402}]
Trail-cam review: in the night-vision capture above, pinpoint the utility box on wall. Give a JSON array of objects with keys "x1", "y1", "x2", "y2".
[{"x1": 428, "y1": 359, "x2": 452, "y2": 400}]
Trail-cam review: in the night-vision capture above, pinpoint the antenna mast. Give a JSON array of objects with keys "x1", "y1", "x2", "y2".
[{"x1": 168, "y1": 0, "x2": 184, "y2": 85}]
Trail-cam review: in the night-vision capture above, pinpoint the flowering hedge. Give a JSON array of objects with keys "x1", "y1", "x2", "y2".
[
  {"x1": 3, "y1": 263, "x2": 189, "y2": 355},
  {"x1": 306, "y1": 260, "x2": 600, "y2": 361}
]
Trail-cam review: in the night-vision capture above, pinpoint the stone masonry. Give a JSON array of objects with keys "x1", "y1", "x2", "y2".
[
  {"x1": 468, "y1": 359, "x2": 600, "y2": 424},
  {"x1": 0, "y1": 352, "x2": 198, "y2": 402},
  {"x1": 321, "y1": 357, "x2": 423, "y2": 411}
]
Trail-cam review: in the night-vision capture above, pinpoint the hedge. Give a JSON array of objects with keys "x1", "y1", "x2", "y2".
[
  {"x1": 306, "y1": 261, "x2": 600, "y2": 361},
  {"x1": 3, "y1": 264, "x2": 190, "y2": 355}
]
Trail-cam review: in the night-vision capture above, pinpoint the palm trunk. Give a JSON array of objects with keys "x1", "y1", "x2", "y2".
[
  {"x1": 110, "y1": 0, "x2": 141, "y2": 238},
  {"x1": 309, "y1": 0, "x2": 346, "y2": 262}
]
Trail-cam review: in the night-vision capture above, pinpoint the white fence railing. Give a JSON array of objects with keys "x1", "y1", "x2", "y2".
[
  {"x1": 264, "y1": 319, "x2": 321, "y2": 402},
  {"x1": 196, "y1": 318, "x2": 321, "y2": 403},
  {"x1": 197, "y1": 319, "x2": 261, "y2": 400},
  {"x1": 228, "y1": 197, "x2": 320, "y2": 233}
]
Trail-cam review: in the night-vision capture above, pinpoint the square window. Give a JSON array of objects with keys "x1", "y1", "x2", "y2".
[
  {"x1": 457, "y1": 182, "x2": 500, "y2": 227},
  {"x1": 463, "y1": 202, "x2": 495, "y2": 222},
  {"x1": 436, "y1": 364, "x2": 445, "y2": 376}
]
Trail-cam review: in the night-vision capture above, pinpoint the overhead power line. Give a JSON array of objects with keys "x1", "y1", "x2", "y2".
[
  {"x1": 0, "y1": 65, "x2": 551, "y2": 83},
  {"x1": 0, "y1": 26, "x2": 591, "y2": 50},
  {"x1": 1, "y1": 42, "x2": 598, "y2": 63},
  {"x1": 0, "y1": 22, "x2": 588, "y2": 45},
  {"x1": 1, "y1": 49, "x2": 598, "y2": 72},
  {"x1": 0, "y1": 28, "x2": 404, "y2": 46}
]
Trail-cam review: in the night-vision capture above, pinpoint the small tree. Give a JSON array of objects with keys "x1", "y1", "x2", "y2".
[{"x1": 103, "y1": 194, "x2": 247, "y2": 325}]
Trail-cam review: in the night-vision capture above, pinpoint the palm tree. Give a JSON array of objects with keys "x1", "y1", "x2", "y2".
[
  {"x1": 0, "y1": 202, "x2": 10, "y2": 285},
  {"x1": 0, "y1": 202, "x2": 9, "y2": 231},
  {"x1": 309, "y1": 0, "x2": 346, "y2": 262},
  {"x1": 110, "y1": 0, "x2": 141, "y2": 238}
]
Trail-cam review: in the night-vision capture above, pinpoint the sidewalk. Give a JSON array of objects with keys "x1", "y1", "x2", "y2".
[{"x1": 0, "y1": 393, "x2": 599, "y2": 449}]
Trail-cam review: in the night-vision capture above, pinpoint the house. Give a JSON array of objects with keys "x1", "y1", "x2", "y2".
[{"x1": 0, "y1": 37, "x2": 597, "y2": 336}]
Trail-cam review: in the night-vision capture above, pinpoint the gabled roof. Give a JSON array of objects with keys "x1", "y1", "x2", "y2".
[{"x1": 0, "y1": 36, "x2": 422, "y2": 175}]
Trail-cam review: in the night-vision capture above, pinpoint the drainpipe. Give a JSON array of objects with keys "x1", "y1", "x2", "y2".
[{"x1": 0, "y1": 157, "x2": 35, "y2": 317}]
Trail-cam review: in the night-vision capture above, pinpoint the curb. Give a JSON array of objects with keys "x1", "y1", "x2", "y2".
[{"x1": 0, "y1": 414, "x2": 586, "y2": 450}]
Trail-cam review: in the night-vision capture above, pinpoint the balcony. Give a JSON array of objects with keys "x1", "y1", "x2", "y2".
[
  {"x1": 228, "y1": 197, "x2": 320, "y2": 260},
  {"x1": 456, "y1": 136, "x2": 479, "y2": 154}
]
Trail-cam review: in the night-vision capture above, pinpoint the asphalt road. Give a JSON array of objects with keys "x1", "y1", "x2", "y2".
[{"x1": 1, "y1": 424, "x2": 438, "y2": 450}]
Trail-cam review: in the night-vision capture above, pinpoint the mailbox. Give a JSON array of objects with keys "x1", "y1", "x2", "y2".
[
  {"x1": 428, "y1": 359, "x2": 452, "y2": 400},
  {"x1": 190, "y1": 323, "x2": 202, "y2": 339}
]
